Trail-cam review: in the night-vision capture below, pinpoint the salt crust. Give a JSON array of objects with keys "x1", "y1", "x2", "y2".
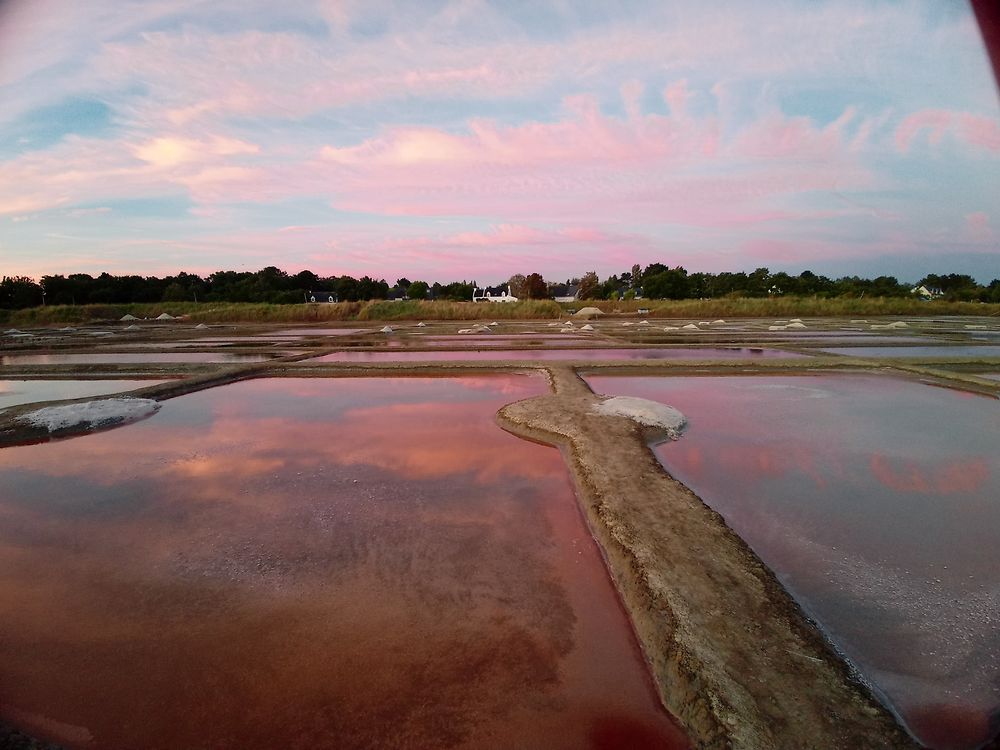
[
  {"x1": 19, "y1": 398, "x2": 160, "y2": 432},
  {"x1": 592, "y1": 396, "x2": 686, "y2": 438}
]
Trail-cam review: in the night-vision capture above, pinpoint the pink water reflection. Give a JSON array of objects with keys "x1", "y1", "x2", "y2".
[
  {"x1": 1, "y1": 353, "x2": 274, "y2": 365},
  {"x1": 0, "y1": 376, "x2": 685, "y2": 750},
  {"x1": 585, "y1": 374, "x2": 1000, "y2": 750},
  {"x1": 309, "y1": 347, "x2": 807, "y2": 362}
]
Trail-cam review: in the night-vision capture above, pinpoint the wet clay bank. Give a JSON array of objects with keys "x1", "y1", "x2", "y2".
[{"x1": 0, "y1": 376, "x2": 685, "y2": 750}]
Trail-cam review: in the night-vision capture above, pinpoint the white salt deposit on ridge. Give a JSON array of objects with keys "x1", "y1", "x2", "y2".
[
  {"x1": 19, "y1": 398, "x2": 160, "y2": 432},
  {"x1": 592, "y1": 396, "x2": 686, "y2": 438},
  {"x1": 380, "y1": 325, "x2": 393, "y2": 333}
]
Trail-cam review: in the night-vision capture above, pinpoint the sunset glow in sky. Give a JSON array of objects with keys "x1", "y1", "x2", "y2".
[{"x1": 1, "y1": 0, "x2": 998, "y2": 283}]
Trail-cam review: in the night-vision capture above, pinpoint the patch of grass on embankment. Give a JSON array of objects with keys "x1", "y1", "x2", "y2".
[
  {"x1": 0, "y1": 299, "x2": 563, "y2": 325},
  {"x1": 1, "y1": 297, "x2": 997, "y2": 326},
  {"x1": 573, "y1": 297, "x2": 1000, "y2": 318}
]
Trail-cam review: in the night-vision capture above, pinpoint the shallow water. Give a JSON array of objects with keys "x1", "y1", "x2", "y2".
[
  {"x1": 0, "y1": 353, "x2": 275, "y2": 365},
  {"x1": 585, "y1": 374, "x2": 1000, "y2": 750},
  {"x1": 308, "y1": 347, "x2": 807, "y2": 362},
  {"x1": 820, "y1": 345, "x2": 1000, "y2": 358},
  {"x1": 0, "y1": 380, "x2": 167, "y2": 410},
  {"x1": 0, "y1": 376, "x2": 685, "y2": 750},
  {"x1": 259, "y1": 327, "x2": 369, "y2": 336}
]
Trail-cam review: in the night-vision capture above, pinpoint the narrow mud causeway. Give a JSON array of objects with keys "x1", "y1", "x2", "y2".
[{"x1": 497, "y1": 367, "x2": 914, "y2": 749}]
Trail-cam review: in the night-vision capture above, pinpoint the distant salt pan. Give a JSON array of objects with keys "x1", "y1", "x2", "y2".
[
  {"x1": 19, "y1": 398, "x2": 160, "y2": 432},
  {"x1": 592, "y1": 396, "x2": 686, "y2": 438}
]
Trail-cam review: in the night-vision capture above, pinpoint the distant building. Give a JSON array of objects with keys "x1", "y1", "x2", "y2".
[
  {"x1": 910, "y1": 285, "x2": 943, "y2": 300},
  {"x1": 386, "y1": 285, "x2": 409, "y2": 301},
  {"x1": 307, "y1": 290, "x2": 339, "y2": 303},
  {"x1": 549, "y1": 284, "x2": 579, "y2": 302},
  {"x1": 473, "y1": 285, "x2": 518, "y2": 303}
]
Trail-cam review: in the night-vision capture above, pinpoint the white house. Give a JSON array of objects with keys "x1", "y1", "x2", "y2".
[{"x1": 472, "y1": 285, "x2": 519, "y2": 303}]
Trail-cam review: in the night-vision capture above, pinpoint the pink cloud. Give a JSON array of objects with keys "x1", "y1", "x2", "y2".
[
  {"x1": 895, "y1": 109, "x2": 1000, "y2": 153},
  {"x1": 964, "y1": 212, "x2": 994, "y2": 242},
  {"x1": 958, "y1": 114, "x2": 1000, "y2": 152},
  {"x1": 308, "y1": 93, "x2": 882, "y2": 230}
]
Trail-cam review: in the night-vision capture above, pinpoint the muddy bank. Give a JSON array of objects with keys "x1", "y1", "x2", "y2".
[{"x1": 497, "y1": 367, "x2": 914, "y2": 749}]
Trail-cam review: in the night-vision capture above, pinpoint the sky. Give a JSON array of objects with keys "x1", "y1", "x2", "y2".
[{"x1": 0, "y1": 0, "x2": 998, "y2": 285}]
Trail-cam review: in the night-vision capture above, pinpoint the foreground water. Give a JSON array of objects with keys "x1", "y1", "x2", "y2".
[
  {"x1": 586, "y1": 374, "x2": 999, "y2": 750},
  {"x1": 0, "y1": 376, "x2": 685, "y2": 750}
]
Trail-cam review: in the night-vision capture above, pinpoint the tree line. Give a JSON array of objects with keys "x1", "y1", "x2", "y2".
[{"x1": 2, "y1": 264, "x2": 998, "y2": 310}]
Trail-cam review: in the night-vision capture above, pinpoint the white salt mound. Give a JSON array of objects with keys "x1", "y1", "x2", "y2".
[
  {"x1": 416, "y1": 322, "x2": 427, "y2": 327},
  {"x1": 682, "y1": 323, "x2": 699, "y2": 330},
  {"x1": 889, "y1": 321, "x2": 908, "y2": 329},
  {"x1": 592, "y1": 396, "x2": 686, "y2": 439},
  {"x1": 547, "y1": 322, "x2": 561, "y2": 327},
  {"x1": 120, "y1": 314, "x2": 138, "y2": 321},
  {"x1": 622, "y1": 322, "x2": 635, "y2": 327},
  {"x1": 785, "y1": 321, "x2": 807, "y2": 329},
  {"x1": 790, "y1": 318, "x2": 803, "y2": 323},
  {"x1": 155, "y1": 313, "x2": 174, "y2": 320},
  {"x1": 580, "y1": 324, "x2": 594, "y2": 331},
  {"x1": 195, "y1": 323, "x2": 209, "y2": 329},
  {"x1": 19, "y1": 398, "x2": 160, "y2": 432},
  {"x1": 489, "y1": 321, "x2": 498, "y2": 326},
  {"x1": 380, "y1": 325, "x2": 393, "y2": 333},
  {"x1": 638, "y1": 320, "x2": 650, "y2": 326},
  {"x1": 4, "y1": 329, "x2": 22, "y2": 334},
  {"x1": 698, "y1": 321, "x2": 710, "y2": 326},
  {"x1": 712, "y1": 319, "x2": 726, "y2": 324},
  {"x1": 573, "y1": 307, "x2": 604, "y2": 319}
]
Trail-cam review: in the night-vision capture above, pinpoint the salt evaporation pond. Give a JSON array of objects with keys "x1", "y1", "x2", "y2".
[
  {"x1": 0, "y1": 376, "x2": 686, "y2": 750},
  {"x1": 309, "y1": 347, "x2": 807, "y2": 362},
  {"x1": 0, "y1": 352, "x2": 275, "y2": 365},
  {"x1": 0, "y1": 380, "x2": 167, "y2": 410},
  {"x1": 585, "y1": 374, "x2": 1000, "y2": 750},
  {"x1": 820, "y1": 345, "x2": 1000, "y2": 358}
]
